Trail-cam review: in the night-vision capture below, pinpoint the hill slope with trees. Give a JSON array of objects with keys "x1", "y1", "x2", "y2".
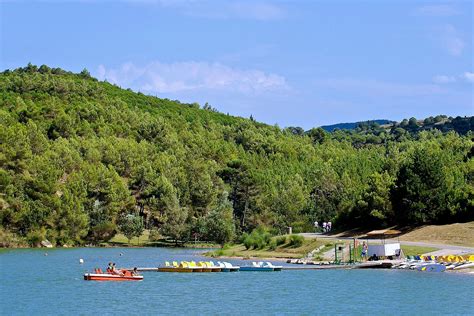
[{"x1": 0, "y1": 64, "x2": 473, "y2": 247}]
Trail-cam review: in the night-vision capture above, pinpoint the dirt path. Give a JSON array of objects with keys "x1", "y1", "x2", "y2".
[{"x1": 299, "y1": 233, "x2": 474, "y2": 255}]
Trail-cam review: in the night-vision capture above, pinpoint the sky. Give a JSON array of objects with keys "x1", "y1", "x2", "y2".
[{"x1": 1, "y1": 0, "x2": 473, "y2": 128}]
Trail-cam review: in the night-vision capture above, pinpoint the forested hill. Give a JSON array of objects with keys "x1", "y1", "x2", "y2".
[
  {"x1": 320, "y1": 120, "x2": 394, "y2": 132},
  {"x1": 320, "y1": 116, "x2": 474, "y2": 135},
  {"x1": 1, "y1": 64, "x2": 473, "y2": 247}
]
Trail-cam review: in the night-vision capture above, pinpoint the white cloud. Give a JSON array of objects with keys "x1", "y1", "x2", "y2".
[
  {"x1": 415, "y1": 5, "x2": 460, "y2": 16},
  {"x1": 433, "y1": 75, "x2": 456, "y2": 84},
  {"x1": 464, "y1": 72, "x2": 474, "y2": 83},
  {"x1": 96, "y1": 61, "x2": 288, "y2": 94}
]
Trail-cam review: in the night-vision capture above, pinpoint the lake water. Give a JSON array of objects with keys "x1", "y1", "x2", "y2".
[{"x1": 1, "y1": 247, "x2": 473, "y2": 315}]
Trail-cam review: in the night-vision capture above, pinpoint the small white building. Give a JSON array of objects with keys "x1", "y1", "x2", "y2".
[
  {"x1": 368, "y1": 243, "x2": 401, "y2": 257},
  {"x1": 366, "y1": 229, "x2": 402, "y2": 258}
]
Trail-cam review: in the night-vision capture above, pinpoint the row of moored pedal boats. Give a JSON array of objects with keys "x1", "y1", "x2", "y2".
[
  {"x1": 84, "y1": 261, "x2": 283, "y2": 281},
  {"x1": 158, "y1": 260, "x2": 283, "y2": 272},
  {"x1": 392, "y1": 255, "x2": 474, "y2": 272}
]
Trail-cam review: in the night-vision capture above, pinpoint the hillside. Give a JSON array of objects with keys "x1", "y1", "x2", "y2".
[
  {"x1": 320, "y1": 119, "x2": 394, "y2": 132},
  {"x1": 400, "y1": 222, "x2": 474, "y2": 247},
  {"x1": 0, "y1": 64, "x2": 473, "y2": 247},
  {"x1": 320, "y1": 116, "x2": 473, "y2": 135}
]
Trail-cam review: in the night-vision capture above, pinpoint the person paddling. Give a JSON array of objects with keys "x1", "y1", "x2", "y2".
[{"x1": 111, "y1": 263, "x2": 123, "y2": 276}]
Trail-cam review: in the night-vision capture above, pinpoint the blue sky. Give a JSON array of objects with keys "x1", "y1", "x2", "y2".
[{"x1": 1, "y1": 0, "x2": 473, "y2": 128}]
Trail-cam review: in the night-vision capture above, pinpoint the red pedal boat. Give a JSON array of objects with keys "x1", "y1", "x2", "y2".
[{"x1": 84, "y1": 268, "x2": 143, "y2": 281}]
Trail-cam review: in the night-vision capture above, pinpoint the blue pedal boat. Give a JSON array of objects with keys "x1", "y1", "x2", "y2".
[{"x1": 239, "y1": 261, "x2": 283, "y2": 271}]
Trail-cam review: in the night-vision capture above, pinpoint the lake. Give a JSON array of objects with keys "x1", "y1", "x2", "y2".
[{"x1": 1, "y1": 247, "x2": 473, "y2": 315}]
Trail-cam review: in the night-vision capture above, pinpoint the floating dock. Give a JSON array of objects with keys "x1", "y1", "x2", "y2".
[{"x1": 129, "y1": 261, "x2": 393, "y2": 272}]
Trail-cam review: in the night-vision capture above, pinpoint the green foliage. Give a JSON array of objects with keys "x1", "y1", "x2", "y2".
[
  {"x1": 202, "y1": 192, "x2": 235, "y2": 246},
  {"x1": 243, "y1": 227, "x2": 272, "y2": 249},
  {"x1": 288, "y1": 234, "x2": 304, "y2": 247},
  {"x1": 0, "y1": 227, "x2": 26, "y2": 247},
  {"x1": 89, "y1": 222, "x2": 116, "y2": 243},
  {"x1": 0, "y1": 65, "x2": 473, "y2": 248},
  {"x1": 268, "y1": 239, "x2": 277, "y2": 250},
  {"x1": 392, "y1": 144, "x2": 468, "y2": 225},
  {"x1": 148, "y1": 229, "x2": 161, "y2": 242},
  {"x1": 118, "y1": 213, "x2": 144, "y2": 243},
  {"x1": 276, "y1": 236, "x2": 287, "y2": 246}
]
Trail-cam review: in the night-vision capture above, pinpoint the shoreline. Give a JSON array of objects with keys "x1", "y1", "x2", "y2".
[
  {"x1": 0, "y1": 243, "x2": 220, "y2": 251},
  {"x1": 205, "y1": 254, "x2": 292, "y2": 262},
  {"x1": 207, "y1": 253, "x2": 474, "y2": 274}
]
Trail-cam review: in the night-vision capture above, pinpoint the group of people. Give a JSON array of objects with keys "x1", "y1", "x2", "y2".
[
  {"x1": 313, "y1": 221, "x2": 332, "y2": 233},
  {"x1": 106, "y1": 262, "x2": 124, "y2": 275},
  {"x1": 106, "y1": 262, "x2": 139, "y2": 276}
]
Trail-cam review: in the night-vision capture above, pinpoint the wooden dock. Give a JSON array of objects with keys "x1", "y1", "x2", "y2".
[{"x1": 130, "y1": 261, "x2": 392, "y2": 272}]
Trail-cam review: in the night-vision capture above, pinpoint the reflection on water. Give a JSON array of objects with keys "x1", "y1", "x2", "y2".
[{"x1": 1, "y1": 247, "x2": 473, "y2": 315}]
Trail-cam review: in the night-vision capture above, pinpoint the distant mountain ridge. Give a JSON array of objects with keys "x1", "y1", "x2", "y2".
[
  {"x1": 320, "y1": 120, "x2": 395, "y2": 132},
  {"x1": 318, "y1": 116, "x2": 473, "y2": 136}
]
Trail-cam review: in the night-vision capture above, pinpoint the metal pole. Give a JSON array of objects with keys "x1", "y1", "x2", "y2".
[
  {"x1": 353, "y1": 238, "x2": 356, "y2": 263},
  {"x1": 349, "y1": 244, "x2": 353, "y2": 263}
]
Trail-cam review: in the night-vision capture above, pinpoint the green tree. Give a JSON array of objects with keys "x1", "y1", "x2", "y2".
[
  {"x1": 353, "y1": 172, "x2": 394, "y2": 226},
  {"x1": 306, "y1": 127, "x2": 327, "y2": 145},
  {"x1": 159, "y1": 192, "x2": 189, "y2": 245},
  {"x1": 118, "y1": 213, "x2": 144, "y2": 244},
  {"x1": 204, "y1": 191, "x2": 235, "y2": 246},
  {"x1": 393, "y1": 147, "x2": 447, "y2": 224}
]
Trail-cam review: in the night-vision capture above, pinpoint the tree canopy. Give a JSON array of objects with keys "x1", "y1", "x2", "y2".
[{"x1": 0, "y1": 65, "x2": 472, "y2": 247}]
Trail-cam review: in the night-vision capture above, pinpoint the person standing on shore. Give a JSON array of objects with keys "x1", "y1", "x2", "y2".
[
  {"x1": 361, "y1": 242, "x2": 368, "y2": 261},
  {"x1": 327, "y1": 221, "x2": 332, "y2": 232},
  {"x1": 314, "y1": 221, "x2": 319, "y2": 232},
  {"x1": 322, "y1": 222, "x2": 327, "y2": 232}
]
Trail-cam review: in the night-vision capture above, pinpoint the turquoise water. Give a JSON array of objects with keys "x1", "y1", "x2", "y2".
[{"x1": 1, "y1": 248, "x2": 473, "y2": 315}]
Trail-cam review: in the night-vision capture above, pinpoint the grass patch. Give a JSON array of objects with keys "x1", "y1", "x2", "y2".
[
  {"x1": 207, "y1": 236, "x2": 328, "y2": 259},
  {"x1": 109, "y1": 230, "x2": 151, "y2": 246},
  {"x1": 401, "y1": 245, "x2": 439, "y2": 256},
  {"x1": 400, "y1": 222, "x2": 474, "y2": 247}
]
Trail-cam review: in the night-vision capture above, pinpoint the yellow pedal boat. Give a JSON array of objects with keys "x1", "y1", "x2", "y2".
[{"x1": 157, "y1": 261, "x2": 222, "y2": 272}]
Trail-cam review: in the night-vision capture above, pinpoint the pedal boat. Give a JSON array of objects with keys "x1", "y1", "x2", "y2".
[
  {"x1": 158, "y1": 261, "x2": 223, "y2": 272},
  {"x1": 84, "y1": 269, "x2": 143, "y2": 281},
  {"x1": 240, "y1": 261, "x2": 283, "y2": 271},
  {"x1": 158, "y1": 261, "x2": 196, "y2": 272},
  {"x1": 217, "y1": 261, "x2": 240, "y2": 272},
  {"x1": 197, "y1": 261, "x2": 221, "y2": 272}
]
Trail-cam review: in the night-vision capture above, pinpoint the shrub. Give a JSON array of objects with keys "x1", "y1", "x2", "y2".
[
  {"x1": 0, "y1": 228, "x2": 26, "y2": 247},
  {"x1": 149, "y1": 229, "x2": 161, "y2": 242},
  {"x1": 313, "y1": 255, "x2": 323, "y2": 261},
  {"x1": 288, "y1": 234, "x2": 304, "y2": 247},
  {"x1": 26, "y1": 227, "x2": 48, "y2": 247},
  {"x1": 213, "y1": 248, "x2": 225, "y2": 257},
  {"x1": 276, "y1": 236, "x2": 287, "y2": 246},
  {"x1": 243, "y1": 234, "x2": 254, "y2": 249},
  {"x1": 268, "y1": 240, "x2": 277, "y2": 250},
  {"x1": 242, "y1": 227, "x2": 272, "y2": 249},
  {"x1": 240, "y1": 232, "x2": 249, "y2": 244},
  {"x1": 222, "y1": 243, "x2": 231, "y2": 250}
]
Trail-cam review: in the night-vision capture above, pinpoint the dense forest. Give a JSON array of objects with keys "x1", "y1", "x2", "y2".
[{"x1": 0, "y1": 64, "x2": 473, "y2": 247}]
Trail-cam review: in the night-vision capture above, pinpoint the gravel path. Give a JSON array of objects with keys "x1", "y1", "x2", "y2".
[{"x1": 299, "y1": 233, "x2": 474, "y2": 255}]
